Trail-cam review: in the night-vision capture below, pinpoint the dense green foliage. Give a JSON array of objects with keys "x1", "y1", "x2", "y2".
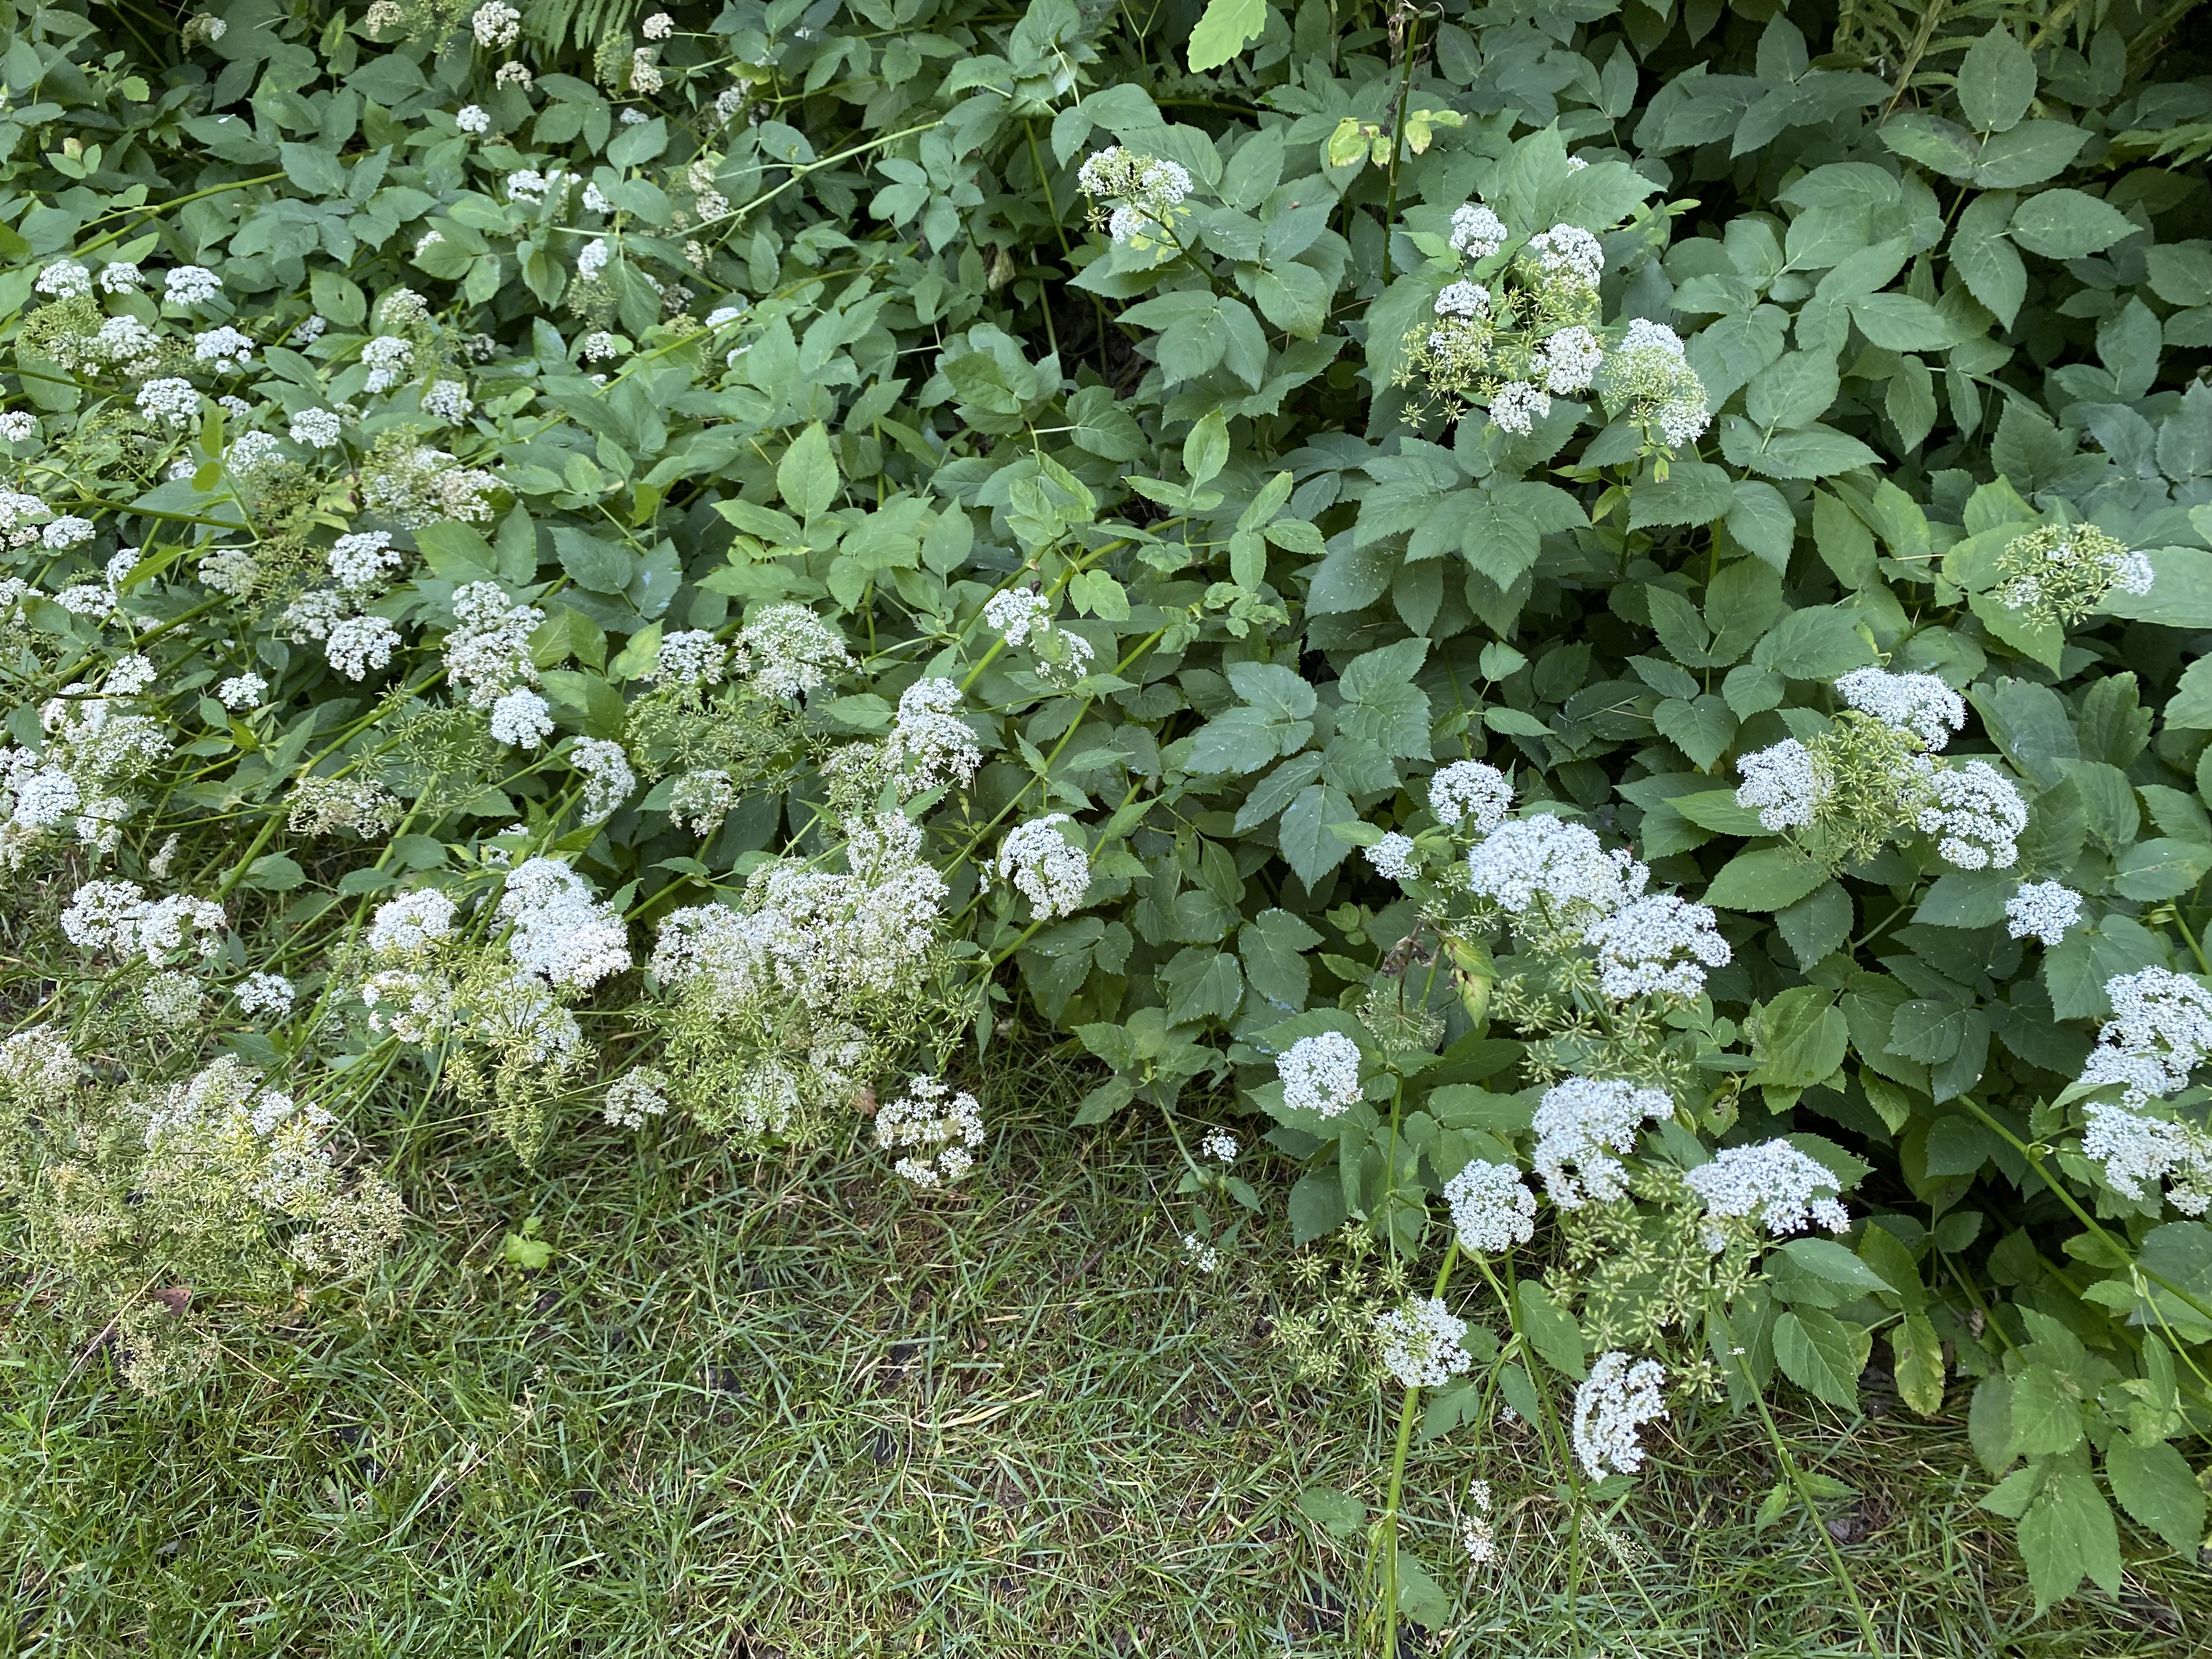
[{"x1": 3, "y1": 0, "x2": 2211, "y2": 1639}]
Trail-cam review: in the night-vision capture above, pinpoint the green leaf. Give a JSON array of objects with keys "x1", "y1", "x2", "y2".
[
  {"x1": 1288, "y1": 1170, "x2": 1348, "y2": 1241},
  {"x1": 607, "y1": 114, "x2": 668, "y2": 168},
  {"x1": 1750, "y1": 986, "x2": 1850, "y2": 1088},
  {"x1": 1628, "y1": 460, "x2": 1736, "y2": 528},
  {"x1": 1338, "y1": 639, "x2": 1432, "y2": 758},
  {"x1": 1775, "y1": 1238, "x2": 1889, "y2": 1294},
  {"x1": 2112, "y1": 838, "x2": 2212, "y2": 901},
  {"x1": 1239, "y1": 908, "x2": 1322, "y2": 1012},
  {"x1": 1775, "y1": 879, "x2": 1852, "y2": 968},
  {"x1": 2008, "y1": 1365, "x2": 2084, "y2": 1457},
  {"x1": 2008, "y1": 189, "x2": 2135, "y2": 259},
  {"x1": 1278, "y1": 783, "x2": 1356, "y2": 885},
  {"x1": 552, "y1": 527, "x2": 635, "y2": 595},
  {"x1": 1956, "y1": 25, "x2": 2036, "y2": 134},
  {"x1": 1161, "y1": 946, "x2": 1243, "y2": 1025},
  {"x1": 1396, "y1": 1552, "x2": 1455, "y2": 1629},
  {"x1": 1752, "y1": 607, "x2": 1878, "y2": 679},
  {"x1": 2017, "y1": 1464, "x2": 2121, "y2": 1609},
  {"x1": 1188, "y1": 0, "x2": 1266, "y2": 72},
  {"x1": 1706, "y1": 847, "x2": 1832, "y2": 911},
  {"x1": 1727, "y1": 480, "x2": 1797, "y2": 573},
  {"x1": 777, "y1": 422, "x2": 841, "y2": 521},
  {"x1": 1515, "y1": 1281, "x2": 1585, "y2": 1380},
  {"x1": 1773, "y1": 1308, "x2": 1860, "y2": 1408},
  {"x1": 1652, "y1": 695, "x2": 1735, "y2": 770},
  {"x1": 1950, "y1": 193, "x2": 2026, "y2": 327},
  {"x1": 1295, "y1": 1485, "x2": 1366, "y2": 1538},
  {"x1": 1890, "y1": 1312, "x2": 1946, "y2": 1415},
  {"x1": 2106, "y1": 1437, "x2": 2207, "y2": 1556},
  {"x1": 243, "y1": 853, "x2": 306, "y2": 891},
  {"x1": 279, "y1": 140, "x2": 346, "y2": 196}
]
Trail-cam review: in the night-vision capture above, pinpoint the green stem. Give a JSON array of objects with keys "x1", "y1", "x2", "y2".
[
  {"x1": 1733, "y1": 1345, "x2": 1883, "y2": 1654},
  {"x1": 1376, "y1": 1238, "x2": 1460, "y2": 1651},
  {"x1": 1955, "y1": 1096, "x2": 2212, "y2": 1328},
  {"x1": 1380, "y1": 9, "x2": 1423, "y2": 290}
]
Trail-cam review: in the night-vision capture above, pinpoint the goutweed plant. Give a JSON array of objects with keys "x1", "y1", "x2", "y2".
[{"x1": 3, "y1": 0, "x2": 2212, "y2": 1642}]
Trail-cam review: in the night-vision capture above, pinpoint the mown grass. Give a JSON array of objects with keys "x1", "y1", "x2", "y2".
[{"x1": 3, "y1": 1043, "x2": 2206, "y2": 1657}]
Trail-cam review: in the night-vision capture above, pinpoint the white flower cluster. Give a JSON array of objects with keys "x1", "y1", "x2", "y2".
[
  {"x1": 731, "y1": 603, "x2": 850, "y2": 698},
  {"x1": 1461, "y1": 1480, "x2": 1496, "y2": 1566},
  {"x1": 1572, "y1": 1351, "x2": 1667, "y2": 1480},
  {"x1": 60, "y1": 880, "x2": 225, "y2": 963},
  {"x1": 1527, "y1": 224, "x2": 1604, "y2": 287},
  {"x1": 1374, "y1": 1297, "x2": 1472, "y2": 1389},
  {"x1": 2, "y1": 682, "x2": 170, "y2": 862},
  {"x1": 326, "y1": 616, "x2": 402, "y2": 681},
  {"x1": 1539, "y1": 324, "x2": 1605, "y2": 396},
  {"x1": 471, "y1": 0, "x2": 520, "y2": 46},
  {"x1": 1835, "y1": 667, "x2": 1965, "y2": 751},
  {"x1": 1076, "y1": 147, "x2": 1194, "y2": 246},
  {"x1": 883, "y1": 678, "x2": 980, "y2": 793},
  {"x1": 1681, "y1": 1139, "x2": 1849, "y2": 1241},
  {"x1": 1489, "y1": 380, "x2": 1550, "y2": 436},
  {"x1": 498, "y1": 857, "x2": 631, "y2": 989},
  {"x1": 877, "y1": 1075, "x2": 985, "y2": 1186},
  {"x1": 455, "y1": 106, "x2": 490, "y2": 136},
  {"x1": 164, "y1": 265, "x2": 222, "y2": 306},
  {"x1": 1444, "y1": 1159, "x2": 1537, "y2": 1252},
  {"x1": 288, "y1": 775, "x2": 400, "y2": 838},
  {"x1": 2005, "y1": 880, "x2": 2083, "y2": 947},
  {"x1": 236, "y1": 972, "x2": 296, "y2": 1018},
  {"x1": 37, "y1": 260, "x2": 92, "y2": 298},
  {"x1": 1603, "y1": 318, "x2": 1711, "y2": 449},
  {"x1": 361, "y1": 443, "x2": 500, "y2": 527},
  {"x1": 1465, "y1": 815, "x2": 1646, "y2": 918},
  {"x1": 290, "y1": 408, "x2": 342, "y2": 448},
  {"x1": 140, "y1": 1057, "x2": 337, "y2": 1217},
  {"x1": 194, "y1": 326, "x2": 255, "y2": 372},
  {"x1": 328, "y1": 530, "x2": 400, "y2": 592},
  {"x1": 1364, "y1": 831, "x2": 1418, "y2": 884},
  {"x1": 604, "y1": 1068, "x2": 670, "y2": 1129},
  {"x1": 651, "y1": 812, "x2": 946, "y2": 1012},
  {"x1": 1277, "y1": 1030, "x2": 1363, "y2": 1118},
  {"x1": 443, "y1": 582, "x2": 543, "y2": 708},
  {"x1": 364, "y1": 889, "x2": 457, "y2": 956},
  {"x1": 651, "y1": 628, "x2": 729, "y2": 689},
  {"x1": 1916, "y1": 760, "x2": 2026, "y2": 870},
  {"x1": 984, "y1": 586, "x2": 1052, "y2": 646},
  {"x1": 138, "y1": 377, "x2": 199, "y2": 426},
  {"x1": 1448, "y1": 202, "x2": 1508, "y2": 259},
  {"x1": 1995, "y1": 523, "x2": 2155, "y2": 626},
  {"x1": 362, "y1": 335, "x2": 413, "y2": 393},
  {"x1": 669, "y1": 767, "x2": 736, "y2": 835},
  {"x1": 1435, "y1": 280, "x2": 1489, "y2": 318},
  {"x1": 1581, "y1": 893, "x2": 1731, "y2": 1001},
  {"x1": 1201, "y1": 1129, "x2": 1238, "y2": 1163},
  {"x1": 216, "y1": 672, "x2": 267, "y2": 710},
  {"x1": 1735, "y1": 738, "x2": 1825, "y2": 833},
  {"x1": 2077, "y1": 966, "x2": 2212, "y2": 1109},
  {"x1": 489, "y1": 687, "x2": 554, "y2": 748},
  {"x1": 995, "y1": 814, "x2": 1091, "y2": 918},
  {"x1": 0, "y1": 1027, "x2": 80, "y2": 1109},
  {"x1": 568, "y1": 737, "x2": 636, "y2": 824},
  {"x1": 2081, "y1": 1104, "x2": 2212, "y2": 1215},
  {"x1": 1531, "y1": 1076, "x2": 1672, "y2": 1208}
]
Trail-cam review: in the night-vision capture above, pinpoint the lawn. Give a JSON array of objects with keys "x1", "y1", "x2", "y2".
[{"x1": 6, "y1": 1047, "x2": 2205, "y2": 1657}]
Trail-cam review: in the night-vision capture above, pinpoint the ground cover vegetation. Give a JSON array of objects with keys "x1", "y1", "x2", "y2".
[{"x1": 1, "y1": 0, "x2": 2210, "y2": 1647}]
